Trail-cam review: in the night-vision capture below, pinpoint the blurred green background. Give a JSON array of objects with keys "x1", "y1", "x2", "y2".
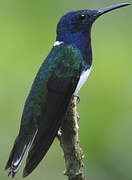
[{"x1": 0, "y1": 0, "x2": 132, "y2": 179}]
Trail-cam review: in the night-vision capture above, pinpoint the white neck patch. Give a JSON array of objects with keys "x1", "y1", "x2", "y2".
[
  {"x1": 54, "y1": 41, "x2": 64, "y2": 47},
  {"x1": 74, "y1": 66, "x2": 92, "y2": 96}
]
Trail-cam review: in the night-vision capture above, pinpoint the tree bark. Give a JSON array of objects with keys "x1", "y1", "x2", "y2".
[{"x1": 58, "y1": 97, "x2": 85, "y2": 180}]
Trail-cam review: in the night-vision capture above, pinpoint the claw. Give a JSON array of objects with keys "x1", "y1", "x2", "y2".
[{"x1": 74, "y1": 95, "x2": 80, "y2": 103}]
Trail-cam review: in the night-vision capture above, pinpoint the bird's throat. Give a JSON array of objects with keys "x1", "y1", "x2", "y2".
[{"x1": 57, "y1": 31, "x2": 92, "y2": 67}]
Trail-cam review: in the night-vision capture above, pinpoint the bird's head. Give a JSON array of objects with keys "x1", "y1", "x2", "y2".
[
  {"x1": 57, "y1": 9, "x2": 97, "y2": 36},
  {"x1": 57, "y1": 3, "x2": 130, "y2": 38}
]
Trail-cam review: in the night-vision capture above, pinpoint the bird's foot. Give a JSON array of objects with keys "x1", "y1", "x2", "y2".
[{"x1": 73, "y1": 95, "x2": 80, "y2": 103}]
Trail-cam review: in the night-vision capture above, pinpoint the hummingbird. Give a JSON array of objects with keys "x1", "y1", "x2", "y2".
[{"x1": 5, "y1": 3, "x2": 130, "y2": 178}]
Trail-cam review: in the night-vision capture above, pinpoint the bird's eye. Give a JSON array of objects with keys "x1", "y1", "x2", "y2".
[
  {"x1": 80, "y1": 14, "x2": 86, "y2": 20},
  {"x1": 77, "y1": 14, "x2": 90, "y2": 21}
]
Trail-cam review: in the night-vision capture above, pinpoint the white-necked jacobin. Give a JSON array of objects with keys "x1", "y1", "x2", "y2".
[{"x1": 5, "y1": 3, "x2": 130, "y2": 178}]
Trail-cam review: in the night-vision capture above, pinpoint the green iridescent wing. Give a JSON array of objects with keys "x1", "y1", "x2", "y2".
[{"x1": 5, "y1": 43, "x2": 83, "y2": 177}]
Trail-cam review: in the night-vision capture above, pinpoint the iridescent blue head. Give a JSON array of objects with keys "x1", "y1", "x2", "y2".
[
  {"x1": 56, "y1": 3, "x2": 130, "y2": 66},
  {"x1": 57, "y1": 10, "x2": 97, "y2": 36}
]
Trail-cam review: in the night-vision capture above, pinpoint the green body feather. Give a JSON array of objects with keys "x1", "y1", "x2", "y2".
[{"x1": 20, "y1": 43, "x2": 83, "y2": 132}]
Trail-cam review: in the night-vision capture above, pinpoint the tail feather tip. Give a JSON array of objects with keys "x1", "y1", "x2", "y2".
[
  {"x1": 8, "y1": 168, "x2": 16, "y2": 178},
  {"x1": 23, "y1": 169, "x2": 28, "y2": 178}
]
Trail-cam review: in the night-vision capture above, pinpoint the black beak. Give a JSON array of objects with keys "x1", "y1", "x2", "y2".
[{"x1": 96, "y1": 3, "x2": 130, "y2": 18}]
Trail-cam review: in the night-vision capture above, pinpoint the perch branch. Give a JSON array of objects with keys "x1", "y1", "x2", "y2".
[{"x1": 58, "y1": 97, "x2": 85, "y2": 180}]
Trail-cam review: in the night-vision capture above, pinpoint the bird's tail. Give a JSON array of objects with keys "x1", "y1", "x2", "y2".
[{"x1": 5, "y1": 130, "x2": 38, "y2": 178}]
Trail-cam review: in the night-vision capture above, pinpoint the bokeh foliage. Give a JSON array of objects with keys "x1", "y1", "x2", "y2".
[{"x1": 0, "y1": 0, "x2": 132, "y2": 179}]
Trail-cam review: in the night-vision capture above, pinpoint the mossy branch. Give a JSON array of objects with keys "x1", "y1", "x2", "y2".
[{"x1": 57, "y1": 97, "x2": 85, "y2": 180}]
